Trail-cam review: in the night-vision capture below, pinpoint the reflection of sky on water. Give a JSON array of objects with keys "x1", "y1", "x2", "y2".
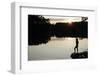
[{"x1": 28, "y1": 37, "x2": 88, "y2": 60}]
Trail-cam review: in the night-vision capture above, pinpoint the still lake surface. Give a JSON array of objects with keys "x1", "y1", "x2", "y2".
[{"x1": 28, "y1": 37, "x2": 88, "y2": 60}]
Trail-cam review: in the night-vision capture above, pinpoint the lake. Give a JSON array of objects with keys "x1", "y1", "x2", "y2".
[{"x1": 28, "y1": 37, "x2": 88, "y2": 60}]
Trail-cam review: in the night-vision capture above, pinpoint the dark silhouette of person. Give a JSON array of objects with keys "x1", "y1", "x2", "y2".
[{"x1": 74, "y1": 38, "x2": 79, "y2": 53}]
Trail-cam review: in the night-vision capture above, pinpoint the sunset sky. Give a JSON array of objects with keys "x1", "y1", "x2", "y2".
[{"x1": 43, "y1": 16, "x2": 84, "y2": 24}]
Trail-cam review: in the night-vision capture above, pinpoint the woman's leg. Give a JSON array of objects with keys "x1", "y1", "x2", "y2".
[
  {"x1": 74, "y1": 46, "x2": 76, "y2": 53},
  {"x1": 76, "y1": 47, "x2": 78, "y2": 53}
]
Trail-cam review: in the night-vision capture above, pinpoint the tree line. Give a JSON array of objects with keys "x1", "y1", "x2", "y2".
[{"x1": 28, "y1": 15, "x2": 88, "y2": 45}]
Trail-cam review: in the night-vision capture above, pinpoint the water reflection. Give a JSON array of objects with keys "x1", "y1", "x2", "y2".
[{"x1": 28, "y1": 37, "x2": 88, "y2": 60}]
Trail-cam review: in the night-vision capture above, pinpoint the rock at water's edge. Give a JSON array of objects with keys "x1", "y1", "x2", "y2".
[{"x1": 71, "y1": 51, "x2": 88, "y2": 59}]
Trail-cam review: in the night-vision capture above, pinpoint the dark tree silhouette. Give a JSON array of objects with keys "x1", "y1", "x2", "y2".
[
  {"x1": 54, "y1": 22, "x2": 88, "y2": 38},
  {"x1": 28, "y1": 15, "x2": 51, "y2": 45}
]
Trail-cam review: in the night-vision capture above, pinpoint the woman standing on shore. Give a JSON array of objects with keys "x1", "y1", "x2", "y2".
[{"x1": 74, "y1": 38, "x2": 79, "y2": 53}]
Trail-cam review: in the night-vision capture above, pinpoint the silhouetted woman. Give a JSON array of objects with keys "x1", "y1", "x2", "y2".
[{"x1": 74, "y1": 38, "x2": 79, "y2": 53}]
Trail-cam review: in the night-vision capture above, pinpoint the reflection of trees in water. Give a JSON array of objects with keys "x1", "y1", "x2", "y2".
[{"x1": 28, "y1": 15, "x2": 88, "y2": 45}]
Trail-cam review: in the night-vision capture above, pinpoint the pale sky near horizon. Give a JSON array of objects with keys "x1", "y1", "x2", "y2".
[{"x1": 43, "y1": 16, "x2": 87, "y2": 24}]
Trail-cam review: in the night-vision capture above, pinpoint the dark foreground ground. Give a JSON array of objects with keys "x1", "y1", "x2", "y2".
[{"x1": 71, "y1": 51, "x2": 88, "y2": 59}]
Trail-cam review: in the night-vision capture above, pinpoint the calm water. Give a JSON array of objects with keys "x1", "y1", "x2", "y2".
[{"x1": 28, "y1": 37, "x2": 88, "y2": 60}]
